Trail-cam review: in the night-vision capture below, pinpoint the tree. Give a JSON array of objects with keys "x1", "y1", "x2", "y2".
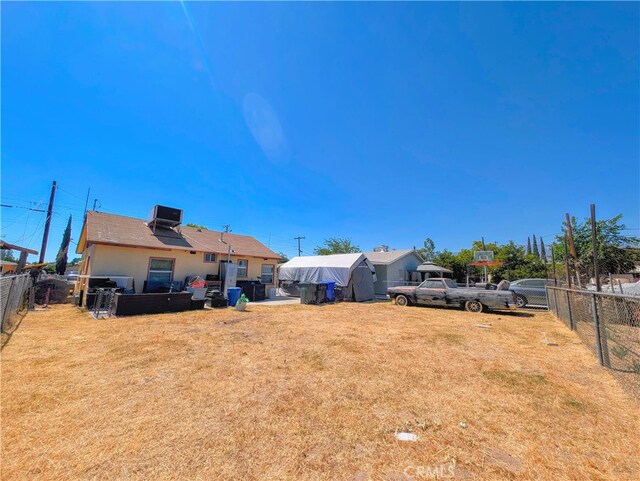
[
  {"x1": 277, "y1": 252, "x2": 289, "y2": 264},
  {"x1": 540, "y1": 237, "x2": 547, "y2": 263},
  {"x1": 432, "y1": 249, "x2": 470, "y2": 282},
  {"x1": 532, "y1": 234, "x2": 539, "y2": 258},
  {"x1": 526, "y1": 237, "x2": 531, "y2": 255},
  {"x1": 555, "y1": 214, "x2": 640, "y2": 282},
  {"x1": 417, "y1": 238, "x2": 436, "y2": 261},
  {"x1": 314, "y1": 237, "x2": 361, "y2": 255},
  {"x1": 186, "y1": 223, "x2": 208, "y2": 230},
  {"x1": 1, "y1": 249, "x2": 17, "y2": 262},
  {"x1": 55, "y1": 215, "x2": 72, "y2": 275}
]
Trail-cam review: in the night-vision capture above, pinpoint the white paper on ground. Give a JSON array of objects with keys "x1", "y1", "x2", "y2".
[{"x1": 395, "y1": 432, "x2": 418, "y2": 442}]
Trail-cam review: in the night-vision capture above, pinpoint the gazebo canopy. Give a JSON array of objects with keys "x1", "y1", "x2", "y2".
[{"x1": 416, "y1": 261, "x2": 453, "y2": 274}]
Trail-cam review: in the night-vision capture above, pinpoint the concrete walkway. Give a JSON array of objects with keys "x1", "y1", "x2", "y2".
[{"x1": 251, "y1": 296, "x2": 300, "y2": 306}]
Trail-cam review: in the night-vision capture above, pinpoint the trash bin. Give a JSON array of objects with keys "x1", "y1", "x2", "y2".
[
  {"x1": 322, "y1": 281, "x2": 336, "y2": 302},
  {"x1": 315, "y1": 283, "x2": 327, "y2": 304},
  {"x1": 299, "y1": 283, "x2": 315, "y2": 305},
  {"x1": 227, "y1": 287, "x2": 242, "y2": 307}
]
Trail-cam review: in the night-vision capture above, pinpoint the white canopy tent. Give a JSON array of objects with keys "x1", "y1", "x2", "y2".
[{"x1": 278, "y1": 253, "x2": 377, "y2": 286}]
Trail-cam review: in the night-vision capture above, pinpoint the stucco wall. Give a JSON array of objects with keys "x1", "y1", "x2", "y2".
[{"x1": 82, "y1": 244, "x2": 277, "y2": 293}]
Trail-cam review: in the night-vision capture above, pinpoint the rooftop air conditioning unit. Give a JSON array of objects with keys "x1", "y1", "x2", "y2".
[
  {"x1": 148, "y1": 205, "x2": 183, "y2": 229},
  {"x1": 373, "y1": 245, "x2": 389, "y2": 253}
]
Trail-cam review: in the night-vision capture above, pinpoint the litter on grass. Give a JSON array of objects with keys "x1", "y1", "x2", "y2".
[{"x1": 395, "y1": 432, "x2": 418, "y2": 442}]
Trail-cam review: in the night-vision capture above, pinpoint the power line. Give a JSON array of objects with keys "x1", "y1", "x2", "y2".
[
  {"x1": 0, "y1": 204, "x2": 46, "y2": 212},
  {"x1": 1, "y1": 196, "x2": 85, "y2": 212}
]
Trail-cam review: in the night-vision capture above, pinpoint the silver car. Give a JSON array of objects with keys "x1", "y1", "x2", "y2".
[{"x1": 509, "y1": 279, "x2": 553, "y2": 308}]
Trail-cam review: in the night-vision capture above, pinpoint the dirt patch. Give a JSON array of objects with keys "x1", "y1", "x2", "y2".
[{"x1": 1, "y1": 303, "x2": 639, "y2": 480}]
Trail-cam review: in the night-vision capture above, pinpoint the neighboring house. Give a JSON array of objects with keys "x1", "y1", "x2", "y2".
[
  {"x1": 75, "y1": 209, "x2": 280, "y2": 294},
  {"x1": 364, "y1": 248, "x2": 424, "y2": 295},
  {"x1": 0, "y1": 260, "x2": 18, "y2": 275}
]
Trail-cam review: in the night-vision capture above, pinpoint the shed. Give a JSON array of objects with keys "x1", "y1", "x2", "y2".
[
  {"x1": 278, "y1": 253, "x2": 377, "y2": 302},
  {"x1": 364, "y1": 249, "x2": 424, "y2": 295}
]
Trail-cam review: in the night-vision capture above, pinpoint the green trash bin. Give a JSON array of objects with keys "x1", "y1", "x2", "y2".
[{"x1": 299, "y1": 283, "x2": 315, "y2": 305}]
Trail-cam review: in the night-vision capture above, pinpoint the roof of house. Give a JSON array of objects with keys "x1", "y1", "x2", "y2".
[
  {"x1": 77, "y1": 211, "x2": 280, "y2": 259},
  {"x1": 0, "y1": 260, "x2": 18, "y2": 266},
  {"x1": 364, "y1": 249, "x2": 422, "y2": 265}
]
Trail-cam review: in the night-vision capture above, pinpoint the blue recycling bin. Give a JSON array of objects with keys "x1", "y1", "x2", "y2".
[
  {"x1": 227, "y1": 287, "x2": 242, "y2": 307},
  {"x1": 322, "y1": 281, "x2": 336, "y2": 302}
]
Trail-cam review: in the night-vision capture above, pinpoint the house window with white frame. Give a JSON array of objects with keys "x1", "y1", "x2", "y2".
[
  {"x1": 204, "y1": 253, "x2": 216, "y2": 263},
  {"x1": 148, "y1": 258, "x2": 174, "y2": 283},
  {"x1": 261, "y1": 264, "x2": 274, "y2": 284},
  {"x1": 237, "y1": 259, "x2": 248, "y2": 277}
]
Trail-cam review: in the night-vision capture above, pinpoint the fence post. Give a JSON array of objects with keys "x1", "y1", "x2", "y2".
[
  {"x1": 552, "y1": 288, "x2": 558, "y2": 316},
  {"x1": 1, "y1": 278, "x2": 16, "y2": 331},
  {"x1": 565, "y1": 289, "x2": 574, "y2": 330},
  {"x1": 28, "y1": 285, "x2": 36, "y2": 311},
  {"x1": 591, "y1": 293, "x2": 610, "y2": 367}
]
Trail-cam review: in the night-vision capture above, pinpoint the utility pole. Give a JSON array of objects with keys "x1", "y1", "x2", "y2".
[
  {"x1": 590, "y1": 204, "x2": 601, "y2": 292},
  {"x1": 565, "y1": 213, "x2": 582, "y2": 288},
  {"x1": 294, "y1": 236, "x2": 305, "y2": 257},
  {"x1": 39, "y1": 181, "x2": 57, "y2": 264},
  {"x1": 563, "y1": 235, "x2": 572, "y2": 288}
]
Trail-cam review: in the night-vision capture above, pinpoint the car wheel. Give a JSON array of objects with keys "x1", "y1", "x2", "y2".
[
  {"x1": 464, "y1": 300, "x2": 484, "y2": 313},
  {"x1": 395, "y1": 294, "x2": 409, "y2": 307},
  {"x1": 515, "y1": 294, "x2": 527, "y2": 308}
]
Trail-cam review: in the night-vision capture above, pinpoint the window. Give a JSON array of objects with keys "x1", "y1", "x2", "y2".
[
  {"x1": 204, "y1": 253, "x2": 217, "y2": 263},
  {"x1": 237, "y1": 259, "x2": 248, "y2": 277},
  {"x1": 422, "y1": 280, "x2": 445, "y2": 289},
  {"x1": 444, "y1": 278, "x2": 458, "y2": 288},
  {"x1": 148, "y1": 258, "x2": 174, "y2": 283},
  {"x1": 261, "y1": 264, "x2": 275, "y2": 284}
]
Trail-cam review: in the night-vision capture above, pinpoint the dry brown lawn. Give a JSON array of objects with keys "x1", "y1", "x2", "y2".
[{"x1": 1, "y1": 303, "x2": 639, "y2": 481}]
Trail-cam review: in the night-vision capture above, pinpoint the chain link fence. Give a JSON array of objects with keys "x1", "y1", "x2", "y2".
[
  {"x1": 1, "y1": 274, "x2": 32, "y2": 347},
  {"x1": 548, "y1": 286, "x2": 640, "y2": 401}
]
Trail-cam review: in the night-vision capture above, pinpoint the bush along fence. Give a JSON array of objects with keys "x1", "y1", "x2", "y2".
[
  {"x1": 1, "y1": 273, "x2": 32, "y2": 347},
  {"x1": 547, "y1": 286, "x2": 640, "y2": 401}
]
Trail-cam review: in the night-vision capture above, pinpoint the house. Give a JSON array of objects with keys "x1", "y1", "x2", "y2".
[
  {"x1": 364, "y1": 248, "x2": 424, "y2": 295},
  {"x1": 278, "y1": 253, "x2": 377, "y2": 301},
  {"x1": 75, "y1": 208, "x2": 280, "y2": 295},
  {"x1": 0, "y1": 260, "x2": 18, "y2": 275}
]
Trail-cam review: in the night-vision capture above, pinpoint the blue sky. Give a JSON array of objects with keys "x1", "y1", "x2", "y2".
[{"x1": 2, "y1": 2, "x2": 639, "y2": 262}]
